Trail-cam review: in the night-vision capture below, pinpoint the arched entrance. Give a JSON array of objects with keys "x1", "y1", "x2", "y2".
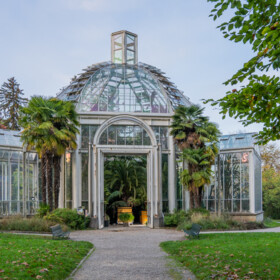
[{"x1": 87, "y1": 115, "x2": 163, "y2": 229}]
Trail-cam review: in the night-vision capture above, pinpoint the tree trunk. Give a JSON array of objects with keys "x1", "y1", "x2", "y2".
[
  {"x1": 41, "y1": 153, "x2": 47, "y2": 204},
  {"x1": 189, "y1": 189, "x2": 194, "y2": 209},
  {"x1": 194, "y1": 187, "x2": 200, "y2": 208},
  {"x1": 46, "y1": 153, "x2": 53, "y2": 211},
  {"x1": 53, "y1": 155, "x2": 61, "y2": 209}
]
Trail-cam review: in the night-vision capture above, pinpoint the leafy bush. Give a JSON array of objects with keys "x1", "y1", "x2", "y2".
[
  {"x1": 164, "y1": 210, "x2": 189, "y2": 227},
  {"x1": 119, "y1": 213, "x2": 134, "y2": 223},
  {"x1": 0, "y1": 215, "x2": 60, "y2": 232},
  {"x1": 36, "y1": 203, "x2": 50, "y2": 218},
  {"x1": 47, "y1": 208, "x2": 90, "y2": 230}
]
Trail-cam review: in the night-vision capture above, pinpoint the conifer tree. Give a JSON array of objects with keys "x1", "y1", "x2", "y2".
[{"x1": 0, "y1": 77, "x2": 28, "y2": 130}]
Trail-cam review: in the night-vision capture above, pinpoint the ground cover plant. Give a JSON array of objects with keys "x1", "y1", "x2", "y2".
[
  {"x1": 0, "y1": 216, "x2": 59, "y2": 232},
  {"x1": 161, "y1": 233, "x2": 280, "y2": 279},
  {"x1": 0, "y1": 233, "x2": 93, "y2": 279},
  {"x1": 164, "y1": 209, "x2": 265, "y2": 230}
]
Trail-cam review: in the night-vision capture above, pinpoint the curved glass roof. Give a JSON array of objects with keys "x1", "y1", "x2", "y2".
[
  {"x1": 57, "y1": 62, "x2": 191, "y2": 113},
  {"x1": 77, "y1": 64, "x2": 169, "y2": 113}
]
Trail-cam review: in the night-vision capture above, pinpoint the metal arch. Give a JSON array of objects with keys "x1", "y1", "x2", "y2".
[{"x1": 93, "y1": 115, "x2": 157, "y2": 147}]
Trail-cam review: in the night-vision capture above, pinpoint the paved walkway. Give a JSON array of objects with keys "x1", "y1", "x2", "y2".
[{"x1": 70, "y1": 226, "x2": 195, "y2": 280}]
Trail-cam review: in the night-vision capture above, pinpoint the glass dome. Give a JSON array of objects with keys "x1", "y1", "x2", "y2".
[{"x1": 77, "y1": 64, "x2": 169, "y2": 113}]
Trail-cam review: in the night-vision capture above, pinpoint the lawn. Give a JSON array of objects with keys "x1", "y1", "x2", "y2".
[
  {"x1": 0, "y1": 233, "x2": 93, "y2": 279},
  {"x1": 264, "y1": 218, "x2": 280, "y2": 228},
  {"x1": 161, "y1": 233, "x2": 280, "y2": 279}
]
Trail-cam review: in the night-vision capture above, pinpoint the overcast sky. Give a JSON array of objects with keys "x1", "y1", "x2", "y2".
[{"x1": 0, "y1": 0, "x2": 264, "y2": 135}]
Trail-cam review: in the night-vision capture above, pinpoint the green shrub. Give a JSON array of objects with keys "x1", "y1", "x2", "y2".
[
  {"x1": 119, "y1": 213, "x2": 134, "y2": 223},
  {"x1": 0, "y1": 215, "x2": 58, "y2": 232},
  {"x1": 36, "y1": 203, "x2": 50, "y2": 218},
  {"x1": 164, "y1": 210, "x2": 189, "y2": 227},
  {"x1": 49, "y1": 208, "x2": 90, "y2": 230}
]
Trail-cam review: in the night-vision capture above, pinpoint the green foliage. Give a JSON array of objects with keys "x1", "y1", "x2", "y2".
[
  {"x1": 164, "y1": 210, "x2": 189, "y2": 227},
  {"x1": 118, "y1": 213, "x2": 134, "y2": 223},
  {"x1": 261, "y1": 143, "x2": 280, "y2": 172},
  {"x1": 47, "y1": 208, "x2": 90, "y2": 230},
  {"x1": 0, "y1": 233, "x2": 93, "y2": 279},
  {"x1": 161, "y1": 233, "x2": 280, "y2": 279},
  {"x1": 36, "y1": 203, "x2": 50, "y2": 218},
  {"x1": 205, "y1": 0, "x2": 280, "y2": 144},
  {"x1": 19, "y1": 96, "x2": 80, "y2": 210},
  {"x1": 0, "y1": 77, "x2": 28, "y2": 130},
  {"x1": 0, "y1": 216, "x2": 59, "y2": 232},
  {"x1": 262, "y1": 167, "x2": 280, "y2": 219},
  {"x1": 170, "y1": 105, "x2": 220, "y2": 208},
  {"x1": 104, "y1": 156, "x2": 147, "y2": 222},
  {"x1": 164, "y1": 209, "x2": 264, "y2": 230}
]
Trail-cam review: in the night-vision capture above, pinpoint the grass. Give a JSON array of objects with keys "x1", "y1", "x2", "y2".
[
  {"x1": 264, "y1": 218, "x2": 280, "y2": 228},
  {"x1": 161, "y1": 233, "x2": 280, "y2": 279},
  {"x1": 0, "y1": 233, "x2": 93, "y2": 279}
]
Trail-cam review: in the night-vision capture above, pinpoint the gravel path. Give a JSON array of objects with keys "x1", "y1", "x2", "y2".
[{"x1": 70, "y1": 226, "x2": 195, "y2": 280}]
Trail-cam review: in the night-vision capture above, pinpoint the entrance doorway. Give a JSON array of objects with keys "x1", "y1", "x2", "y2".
[
  {"x1": 104, "y1": 155, "x2": 147, "y2": 226},
  {"x1": 88, "y1": 115, "x2": 162, "y2": 229}
]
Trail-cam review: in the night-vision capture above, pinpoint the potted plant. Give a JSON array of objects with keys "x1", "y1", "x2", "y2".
[
  {"x1": 104, "y1": 214, "x2": 110, "y2": 227},
  {"x1": 119, "y1": 212, "x2": 134, "y2": 227}
]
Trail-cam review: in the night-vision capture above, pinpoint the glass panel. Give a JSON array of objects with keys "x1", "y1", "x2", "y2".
[
  {"x1": 241, "y1": 152, "x2": 249, "y2": 199},
  {"x1": 224, "y1": 154, "x2": 232, "y2": 200},
  {"x1": 114, "y1": 49, "x2": 122, "y2": 63},
  {"x1": 116, "y1": 126, "x2": 125, "y2": 145},
  {"x1": 232, "y1": 153, "x2": 241, "y2": 199},
  {"x1": 224, "y1": 200, "x2": 232, "y2": 212},
  {"x1": 81, "y1": 125, "x2": 89, "y2": 149},
  {"x1": 208, "y1": 200, "x2": 215, "y2": 211},
  {"x1": 162, "y1": 154, "x2": 169, "y2": 213},
  {"x1": 81, "y1": 153, "x2": 88, "y2": 202},
  {"x1": 242, "y1": 200, "x2": 250, "y2": 212},
  {"x1": 233, "y1": 200, "x2": 240, "y2": 212}
]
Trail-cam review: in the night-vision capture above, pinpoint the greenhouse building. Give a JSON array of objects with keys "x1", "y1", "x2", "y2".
[{"x1": 0, "y1": 31, "x2": 263, "y2": 227}]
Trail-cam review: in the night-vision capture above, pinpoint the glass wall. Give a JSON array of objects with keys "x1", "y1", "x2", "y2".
[
  {"x1": 99, "y1": 125, "x2": 151, "y2": 146},
  {"x1": 0, "y1": 149, "x2": 39, "y2": 215},
  {"x1": 254, "y1": 151, "x2": 262, "y2": 212},
  {"x1": 203, "y1": 151, "x2": 251, "y2": 213}
]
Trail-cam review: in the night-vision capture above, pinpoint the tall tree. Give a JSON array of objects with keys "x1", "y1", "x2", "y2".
[
  {"x1": 261, "y1": 143, "x2": 280, "y2": 172},
  {"x1": 20, "y1": 97, "x2": 79, "y2": 210},
  {"x1": 205, "y1": 0, "x2": 280, "y2": 144},
  {"x1": 0, "y1": 77, "x2": 28, "y2": 130},
  {"x1": 170, "y1": 105, "x2": 220, "y2": 208}
]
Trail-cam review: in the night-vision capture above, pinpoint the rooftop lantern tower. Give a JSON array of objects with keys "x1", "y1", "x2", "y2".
[{"x1": 111, "y1": 30, "x2": 138, "y2": 65}]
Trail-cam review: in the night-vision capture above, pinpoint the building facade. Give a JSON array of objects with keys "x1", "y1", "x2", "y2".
[
  {"x1": 57, "y1": 31, "x2": 191, "y2": 228},
  {"x1": 0, "y1": 31, "x2": 263, "y2": 226}
]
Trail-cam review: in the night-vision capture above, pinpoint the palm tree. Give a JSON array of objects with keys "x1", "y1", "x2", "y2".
[
  {"x1": 171, "y1": 105, "x2": 220, "y2": 209},
  {"x1": 20, "y1": 97, "x2": 79, "y2": 210}
]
